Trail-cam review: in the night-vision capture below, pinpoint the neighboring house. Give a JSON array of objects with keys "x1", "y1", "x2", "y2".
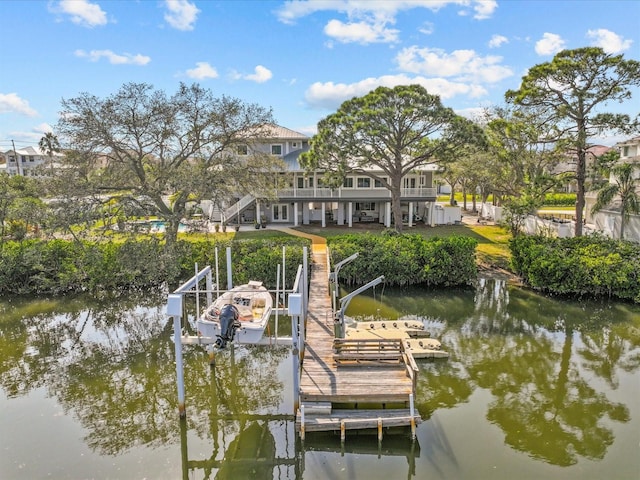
[
  {"x1": 585, "y1": 136, "x2": 640, "y2": 241},
  {"x1": 553, "y1": 144, "x2": 612, "y2": 193},
  {"x1": 2, "y1": 146, "x2": 62, "y2": 177},
  {"x1": 206, "y1": 124, "x2": 449, "y2": 228}
]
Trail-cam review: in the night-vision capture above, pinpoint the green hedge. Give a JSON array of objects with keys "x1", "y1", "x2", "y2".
[
  {"x1": 543, "y1": 193, "x2": 576, "y2": 207},
  {"x1": 328, "y1": 234, "x2": 477, "y2": 288},
  {"x1": 510, "y1": 235, "x2": 640, "y2": 303},
  {"x1": 0, "y1": 238, "x2": 309, "y2": 295}
]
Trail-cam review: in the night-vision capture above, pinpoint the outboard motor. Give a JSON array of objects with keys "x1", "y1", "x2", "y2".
[{"x1": 215, "y1": 304, "x2": 240, "y2": 348}]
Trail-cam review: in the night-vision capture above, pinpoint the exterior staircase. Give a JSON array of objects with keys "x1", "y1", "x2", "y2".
[{"x1": 209, "y1": 194, "x2": 255, "y2": 223}]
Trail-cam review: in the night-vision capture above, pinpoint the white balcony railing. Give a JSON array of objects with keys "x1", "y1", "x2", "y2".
[{"x1": 276, "y1": 187, "x2": 437, "y2": 200}]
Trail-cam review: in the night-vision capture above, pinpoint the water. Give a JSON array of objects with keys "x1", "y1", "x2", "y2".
[{"x1": 1, "y1": 279, "x2": 639, "y2": 480}]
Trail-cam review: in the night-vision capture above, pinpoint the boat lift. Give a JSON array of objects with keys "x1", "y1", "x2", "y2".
[
  {"x1": 334, "y1": 275, "x2": 385, "y2": 338},
  {"x1": 166, "y1": 245, "x2": 308, "y2": 418},
  {"x1": 329, "y1": 252, "x2": 358, "y2": 313}
]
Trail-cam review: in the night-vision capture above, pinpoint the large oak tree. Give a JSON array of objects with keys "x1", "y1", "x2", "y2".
[
  {"x1": 300, "y1": 84, "x2": 484, "y2": 232},
  {"x1": 506, "y1": 47, "x2": 640, "y2": 236},
  {"x1": 56, "y1": 82, "x2": 282, "y2": 248}
]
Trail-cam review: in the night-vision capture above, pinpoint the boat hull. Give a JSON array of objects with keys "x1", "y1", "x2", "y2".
[{"x1": 196, "y1": 282, "x2": 273, "y2": 345}]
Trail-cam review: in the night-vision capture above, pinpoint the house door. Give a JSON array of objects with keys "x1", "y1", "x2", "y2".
[
  {"x1": 272, "y1": 204, "x2": 289, "y2": 222},
  {"x1": 404, "y1": 177, "x2": 417, "y2": 189}
]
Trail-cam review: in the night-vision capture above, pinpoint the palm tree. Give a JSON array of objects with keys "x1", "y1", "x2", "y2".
[
  {"x1": 590, "y1": 163, "x2": 640, "y2": 240},
  {"x1": 38, "y1": 132, "x2": 61, "y2": 170}
]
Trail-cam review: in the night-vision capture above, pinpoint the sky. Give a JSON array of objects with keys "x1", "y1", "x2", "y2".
[{"x1": 1, "y1": 0, "x2": 639, "y2": 153}]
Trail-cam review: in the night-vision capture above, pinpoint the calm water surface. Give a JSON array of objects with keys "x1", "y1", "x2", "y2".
[{"x1": 1, "y1": 279, "x2": 639, "y2": 480}]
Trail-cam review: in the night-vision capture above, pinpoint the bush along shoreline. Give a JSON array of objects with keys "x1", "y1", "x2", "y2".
[
  {"x1": 2, "y1": 234, "x2": 638, "y2": 304},
  {"x1": 0, "y1": 238, "x2": 309, "y2": 295},
  {"x1": 328, "y1": 233, "x2": 478, "y2": 288},
  {"x1": 510, "y1": 235, "x2": 640, "y2": 303}
]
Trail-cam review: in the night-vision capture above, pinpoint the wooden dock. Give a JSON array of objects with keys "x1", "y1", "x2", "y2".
[{"x1": 293, "y1": 237, "x2": 421, "y2": 441}]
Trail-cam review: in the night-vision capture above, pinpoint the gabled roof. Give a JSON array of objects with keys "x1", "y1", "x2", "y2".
[
  {"x1": 2, "y1": 145, "x2": 64, "y2": 157},
  {"x1": 586, "y1": 145, "x2": 611, "y2": 157},
  {"x1": 282, "y1": 150, "x2": 306, "y2": 171},
  {"x1": 615, "y1": 136, "x2": 640, "y2": 147},
  {"x1": 258, "y1": 123, "x2": 309, "y2": 140}
]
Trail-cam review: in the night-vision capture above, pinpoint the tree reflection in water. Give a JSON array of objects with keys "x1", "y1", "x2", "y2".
[
  {"x1": 349, "y1": 278, "x2": 639, "y2": 467},
  {"x1": 0, "y1": 278, "x2": 639, "y2": 477}
]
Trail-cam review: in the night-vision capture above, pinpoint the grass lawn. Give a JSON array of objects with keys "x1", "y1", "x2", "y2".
[
  {"x1": 95, "y1": 218, "x2": 513, "y2": 272},
  {"x1": 292, "y1": 221, "x2": 513, "y2": 271}
]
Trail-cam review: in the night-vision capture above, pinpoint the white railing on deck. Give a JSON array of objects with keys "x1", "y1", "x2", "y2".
[{"x1": 276, "y1": 187, "x2": 437, "y2": 199}]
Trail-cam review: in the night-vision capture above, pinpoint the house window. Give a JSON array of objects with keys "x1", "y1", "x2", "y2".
[
  {"x1": 29, "y1": 156, "x2": 34, "y2": 162},
  {"x1": 292, "y1": 142, "x2": 298, "y2": 148},
  {"x1": 623, "y1": 146, "x2": 629, "y2": 157},
  {"x1": 357, "y1": 177, "x2": 371, "y2": 188},
  {"x1": 374, "y1": 178, "x2": 384, "y2": 188},
  {"x1": 297, "y1": 177, "x2": 304, "y2": 188},
  {"x1": 343, "y1": 177, "x2": 354, "y2": 188},
  {"x1": 355, "y1": 202, "x2": 375, "y2": 211},
  {"x1": 237, "y1": 145, "x2": 248, "y2": 155},
  {"x1": 271, "y1": 144, "x2": 282, "y2": 156},
  {"x1": 404, "y1": 177, "x2": 417, "y2": 189}
]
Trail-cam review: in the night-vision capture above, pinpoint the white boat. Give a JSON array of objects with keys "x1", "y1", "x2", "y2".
[{"x1": 197, "y1": 281, "x2": 273, "y2": 348}]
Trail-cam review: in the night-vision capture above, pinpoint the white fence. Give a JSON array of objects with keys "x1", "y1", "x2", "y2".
[{"x1": 522, "y1": 211, "x2": 639, "y2": 243}]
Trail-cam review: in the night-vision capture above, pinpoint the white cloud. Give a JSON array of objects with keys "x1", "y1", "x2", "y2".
[
  {"x1": 277, "y1": 1, "x2": 495, "y2": 46},
  {"x1": 472, "y1": 0, "x2": 498, "y2": 20},
  {"x1": 419, "y1": 21, "x2": 434, "y2": 35},
  {"x1": 587, "y1": 29, "x2": 632, "y2": 54},
  {"x1": 186, "y1": 62, "x2": 218, "y2": 80},
  {"x1": 75, "y1": 49, "x2": 151, "y2": 65},
  {"x1": 304, "y1": 74, "x2": 487, "y2": 110},
  {"x1": 535, "y1": 32, "x2": 565, "y2": 56},
  {"x1": 164, "y1": 0, "x2": 199, "y2": 31},
  {"x1": 395, "y1": 46, "x2": 513, "y2": 83},
  {"x1": 488, "y1": 34, "x2": 508, "y2": 48},
  {"x1": 6, "y1": 124, "x2": 57, "y2": 144},
  {"x1": 55, "y1": 0, "x2": 107, "y2": 27},
  {"x1": 245, "y1": 65, "x2": 273, "y2": 83},
  {"x1": 276, "y1": 1, "x2": 497, "y2": 24},
  {"x1": 0, "y1": 93, "x2": 38, "y2": 116},
  {"x1": 324, "y1": 19, "x2": 399, "y2": 44},
  {"x1": 454, "y1": 107, "x2": 489, "y2": 122}
]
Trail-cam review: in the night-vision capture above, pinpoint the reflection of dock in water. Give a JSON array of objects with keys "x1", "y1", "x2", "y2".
[
  {"x1": 305, "y1": 432, "x2": 420, "y2": 475},
  {"x1": 180, "y1": 417, "x2": 421, "y2": 480},
  {"x1": 180, "y1": 417, "x2": 300, "y2": 480}
]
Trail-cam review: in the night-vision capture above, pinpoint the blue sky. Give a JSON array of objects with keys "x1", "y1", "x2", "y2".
[{"x1": 1, "y1": 0, "x2": 639, "y2": 152}]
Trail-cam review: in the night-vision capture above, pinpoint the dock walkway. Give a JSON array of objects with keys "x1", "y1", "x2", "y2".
[{"x1": 273, "y1": 227, "x2": 420, "y2": 440}]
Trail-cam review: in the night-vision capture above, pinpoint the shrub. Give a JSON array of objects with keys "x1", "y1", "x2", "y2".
[
  {"x1": 0, "y1": 237, "x2": 310, "y2": 295},
  {"x1": 543, "y1": 193, "x2": 576, "y2": 206},
  {"x1": 328, "y1": 233, "x2": 477, "y2": 288},
  {"x1": 509, "y1": 235, "x2": 640, "y2": 302}
]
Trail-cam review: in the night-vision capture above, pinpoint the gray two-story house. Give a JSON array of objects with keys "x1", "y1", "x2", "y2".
[{"x1": 209, "y1": 124, "x2": 452, "y2": 228}]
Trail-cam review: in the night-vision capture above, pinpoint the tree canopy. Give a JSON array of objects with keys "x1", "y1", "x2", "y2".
[
  {"x1": 300, "y1": 84, "x2": 484, "y2": 231},
  {"x1": 0, "y1": 173, "x2": 42, "y2": 241},
  {"x1": 55, "y1": 82, "x2": 283, "y2": 247},
  {"x1": 506, "y1": 47, "x2": 640, "y2": 236}
]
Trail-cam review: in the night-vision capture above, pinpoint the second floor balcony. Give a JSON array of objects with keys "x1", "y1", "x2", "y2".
[{"x1": 276, "y1": 186, "x2": 437, "y2": 201}]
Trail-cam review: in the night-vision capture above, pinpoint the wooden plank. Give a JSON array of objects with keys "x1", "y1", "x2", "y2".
[
  {"x1": 296, "y1": 408, "x2": 422, "y2": 432},
  {"x1": 297, "y1": 246, "x2": 418, "y2": 431}
]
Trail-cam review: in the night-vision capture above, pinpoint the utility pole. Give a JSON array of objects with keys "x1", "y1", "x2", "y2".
[{"x1": 11, "y1": 139, "x2": 22, "y2": 176}]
